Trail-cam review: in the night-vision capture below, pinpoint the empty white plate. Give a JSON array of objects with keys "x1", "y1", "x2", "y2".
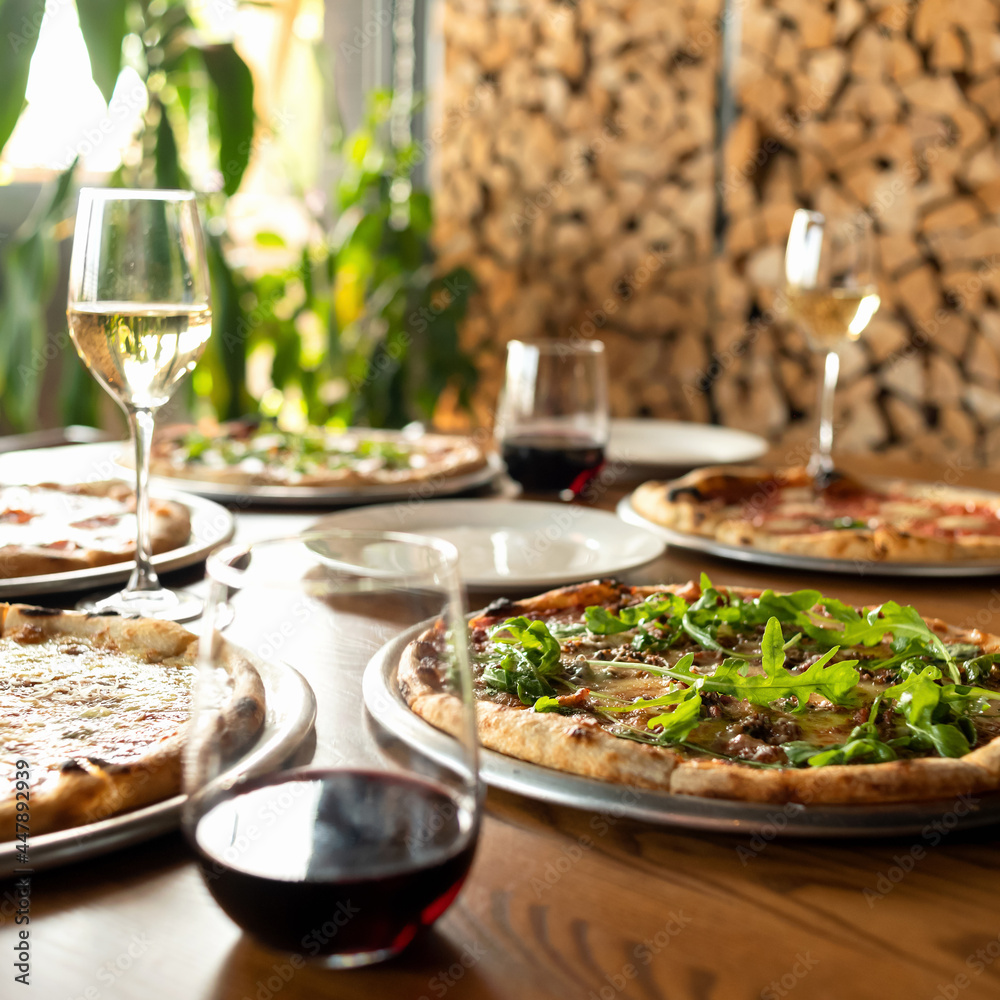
[
  {"x1": 607, "y1": 419, "x2": 768, "y2": 468},
  {"x1": 315, "y1": 499, "x2": 666, "y2": 589}
]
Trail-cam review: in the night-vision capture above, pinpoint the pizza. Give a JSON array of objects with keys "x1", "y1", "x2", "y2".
[
  {"x1": 631, "y1": 465, "x2": 1000, "y2": 563},
  {"x1": 0, "y1": 604, "x2": 264, "y2": 839},
  {"x1": 147, "y1": 420, "x2": 489, "y2": 488},
  {"x1": 0, "y1": 480, "x2": 190, "y2": 579},
  {"x1": 399, "y1": 577, "x2": 1000, "y2": 804}
]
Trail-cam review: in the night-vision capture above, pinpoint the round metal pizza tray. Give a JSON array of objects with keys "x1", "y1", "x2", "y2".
[
  {"x1": 617, "y1": 495, "x2": 1000, "y2": 579},
  {"x1": 117, "y1": 452, "x2": 506, "y2": 507},
  {"x1": 0, "y1": 491, "x2": 236, "y2": 600},
  {"x1": 364, "y1": 624, "x2": 1000, "y2": 838},
  {"x1": 0, "y1": 657, "x2": 317, "y2": 875}
]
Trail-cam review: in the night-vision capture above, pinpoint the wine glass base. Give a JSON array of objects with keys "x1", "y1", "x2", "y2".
[
  {"x1": 76, "y1": 587, "x2": 203, "y2": 622},
  {"x1": 308, "y1": 945, "x2": 404, "y2": 969}
]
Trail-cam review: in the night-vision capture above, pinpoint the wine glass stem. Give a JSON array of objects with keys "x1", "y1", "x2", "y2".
[
  {"x1": 127, "y1": 406, "x2": 161, "y2": 594},
  {"x1": 813, "y1": 349, "x2": 840, "y2": 481}
]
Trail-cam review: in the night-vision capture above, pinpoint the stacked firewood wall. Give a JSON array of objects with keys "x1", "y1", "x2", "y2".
[{"x1": 433, "y1": 0, "x2": 1000, "y2": 465}]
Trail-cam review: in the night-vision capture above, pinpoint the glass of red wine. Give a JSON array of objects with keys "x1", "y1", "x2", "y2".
[
  {"x1": 183, "y1": 530, "x2": 480, "y2": 968},
  {"x1": 496, "y1": 338, "x2": 609, "y2": 499}
]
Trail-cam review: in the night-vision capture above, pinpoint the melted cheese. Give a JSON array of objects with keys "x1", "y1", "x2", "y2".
[
  {"x1": 0, "y1": 634, "x2": 195, "y2": 780},
  {"x1": 0, "y1": 486, "x2": 137, "y2": 553}
]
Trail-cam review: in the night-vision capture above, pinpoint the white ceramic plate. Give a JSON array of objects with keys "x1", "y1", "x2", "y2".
[
  {"x1": 608, "y1": 419, "x2": 768, "y2": 468},
  {"x1": 315, "y1": 499, "x2": 666, "y2": 589},
  {"x1": 0, "y1": 656, "x2": 316, "y2": 874},
  {"x1": 0, "y1": 490, "x2": 235, "y2": 598}
]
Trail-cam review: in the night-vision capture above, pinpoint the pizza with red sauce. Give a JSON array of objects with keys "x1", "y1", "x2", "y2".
[{"x1": 630, "y1": 465, "x2": 1000, "y2": 563}]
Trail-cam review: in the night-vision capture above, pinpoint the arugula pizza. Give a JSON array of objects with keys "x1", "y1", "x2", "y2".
[
  {"x1": 148, "y1": 420, "x2": 488, "y2": 488},
  {"x1": 400, "y1": 578, "x2": 1000, "y2": 803},
  {"x1": 0, "y1": 481, "x2": 190, "y2": 579},
  {"x1": 0, "y1": 605, "x2": 264, "y2": 839},
  {"x1": 631, "y1": 465, "x2": 1000, "y2": 563}
]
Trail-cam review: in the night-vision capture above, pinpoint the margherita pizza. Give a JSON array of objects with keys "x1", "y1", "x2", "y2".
[
  {"x1": 0, "y1": 480, "x2": 190, "y2": 579},
  {"x1": 148, "y1": 420, "x2": 488, "y2": 488},
  {"x1": 400, "y1": 578, "x2": 1000, "y2": 804},
  {"x1": 631, "y1": 465, "x2": 1000, "y2": 563},
  {"x1": 0, "y1": 605, "x2": 263, "y2": 838}
]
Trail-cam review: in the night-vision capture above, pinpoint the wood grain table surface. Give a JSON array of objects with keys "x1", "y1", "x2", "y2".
[{"x1": 4, "y1": 444, "x2": 1000, "y2": 1000}]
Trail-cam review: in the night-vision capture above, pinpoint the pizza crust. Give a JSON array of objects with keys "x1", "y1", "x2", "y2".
[
  {"x1": 400, "y1": 668, "x2": 684, "y2": 791},
  {"x1": 398, "y1": 579, "x2": 1000, "y2": 806},
  {"x1": 0, "y1": 605, "x2": 264, "y2": 838}
]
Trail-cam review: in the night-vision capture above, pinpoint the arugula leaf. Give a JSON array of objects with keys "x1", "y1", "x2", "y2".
[
  {"x1": 739, "y1": 588, "x2": 823, "y2": 627},
  {"x1": 840, "y1": 602, "x2": 960, "y2": 681},
  {"x1": 533, "y1": 695, "x2": 567, "y2": 714},
  {"x1": 647, "y1": 688, "x2": 704, "y2": 742},
  {"x1": 962, "y1": 654, "x2": 1000, "y2": 684},
  {"x1": 784, "y1": 694, "x2": 897, "y2": 766},
  {"x1": 947, "y1": 643, "x2": 985, "y2": 660},
  {"x1": 785, "y1": 736, "x2": 897, "y2": 767},
  {"x1": 483, "y1": 617, "x2": 564, "y2": 706},
  {"x1": 706, "y1": 618, "x2": 859, "y2": 711},
  {"x1": 590, "y1": 622, "x2": 860, "y2": 711},
  {"x1": 584, "y1": 593, "x2": 687, "y2": 635},
  {"x1": 680, "y1": 581, "x2": 736, "y2": 652},
  {"x1": 881, "y1": 666, "x2": 980, "y2": 757}
]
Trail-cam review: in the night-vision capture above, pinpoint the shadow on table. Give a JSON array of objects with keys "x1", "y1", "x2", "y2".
[{"x1": 208, "y1": 926, "x2": 500, "y2": 1000}]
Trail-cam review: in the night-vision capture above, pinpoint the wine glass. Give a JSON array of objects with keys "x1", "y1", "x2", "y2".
[
  {"x1": 784, "y1": 209, "x2": 880, "y2": 486},
  {"x1": 184, "y1": 530, "x2": 481, "y2": 968},
  {"x1": 67, "y1": 188, "x2": 212, "y2": 621},
  {"x1": 495, "y1": 338, "x2": 609, "y2": 499}
]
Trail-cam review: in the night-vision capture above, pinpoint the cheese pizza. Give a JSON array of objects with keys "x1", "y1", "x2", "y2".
[
  {"x1": 0, "y1": 605, "x2": 263, "y2": 838},
  {"x1": 0, "y1": 480, "x2": 190, "y2": 579},
  {"x1": 148, "y1": 420, "x2": 488, "y2": 488}
]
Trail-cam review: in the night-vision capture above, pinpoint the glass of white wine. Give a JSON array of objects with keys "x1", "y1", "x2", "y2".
[
  {"x1": 784, "y1": 209, "x2": 881, "y2": 486},
  {"x1": 67, "y1": 188, "x2": 212, "y2": 620}
]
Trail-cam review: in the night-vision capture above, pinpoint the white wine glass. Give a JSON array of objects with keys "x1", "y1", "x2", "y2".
[
  {"x1": 67, "y1": 188, "x2": 212, "y2": 620},
  {"x1": 784, "y1": 209, "x2": 880, "y2": 486}
]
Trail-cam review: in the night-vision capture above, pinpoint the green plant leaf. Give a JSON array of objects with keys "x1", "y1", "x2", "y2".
[
  {"x1": 154, "y1": 103, "x2": 182, "y2": 190},
  {"x1": 76, "y1": 0, "x2": 127, "y2": 103},
  {"x1": 201, "y1": 43, "x2": 255, "y2": 196},
  {"x1": 0, "y1": 164, "x2": 78, "y2": 430},
  {"x1": 0, "y1": 0, "x2": 44, "y2": 152}
]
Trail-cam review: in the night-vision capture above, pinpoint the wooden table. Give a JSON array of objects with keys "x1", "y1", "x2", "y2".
[{"x1": 6, "y1": 447, "x2": 1000, "y2": 1000}]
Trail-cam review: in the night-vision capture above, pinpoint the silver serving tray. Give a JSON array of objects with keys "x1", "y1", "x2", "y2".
[
  {"x1": 0, "y1": 490, "x2": 236, "y2": 598},
  {"x1": 118, "y1": 452, "x2": 506, "y2": 507},
  {"x1": 364, "y1": 624, "x2": 1000, "y2": 837},
  {"x1": 0, "y1": 656, "x2": 316, "y2": 874},
  {"x1": 617, "y1": 495, "x2": 1000, "y2": 578}
]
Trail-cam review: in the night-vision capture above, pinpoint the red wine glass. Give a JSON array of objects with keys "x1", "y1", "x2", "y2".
[
  {"x1": 495, "y1": 338, "x2": 609, "y2": 499},
  {"x1": 183, "y1": 530, "x2": 481, "y2": 968}
]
